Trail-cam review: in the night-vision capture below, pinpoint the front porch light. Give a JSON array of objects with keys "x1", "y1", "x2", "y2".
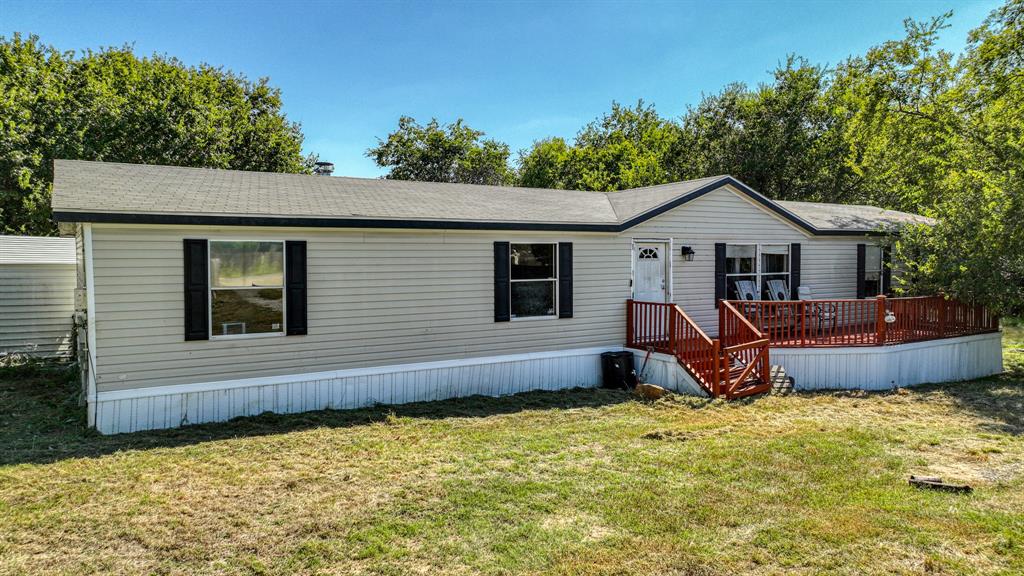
[{"x1": 680, "y1": 246, "x2": 695, "y2": 261}]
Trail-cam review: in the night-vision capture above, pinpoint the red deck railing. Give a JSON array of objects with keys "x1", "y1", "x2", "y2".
[
  {"x1": 729, "y1": 295, "x2": 999, "y2": 347},
  {"x1": 718, "y1": 301, "x2": 771, "y2": 398},
  {"x1": 626, "y1": 300, "x2": 771, "y2": 398}
]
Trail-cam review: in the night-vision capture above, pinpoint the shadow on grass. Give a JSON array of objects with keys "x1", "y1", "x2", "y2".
[
  {"x1": 805, "y1": 368, "x2": 1024, "y2": 436},
  {"x1": 917, "y1": 368, "x2": 1024, "y2": 437},
  {"x1": 0, "y1": 361, "x2": 635, "y2": 467}
]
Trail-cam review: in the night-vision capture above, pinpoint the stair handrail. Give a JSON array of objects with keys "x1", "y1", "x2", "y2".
[
  {"x1": 668, "y1": 304, "x2": 722, "y2": 397},
  {"x1": 719, "y1": 300, "x2": 765, "y2": 348},
  {"x1": 626, "y1": 299, "x2": 771, "y2": 399}
]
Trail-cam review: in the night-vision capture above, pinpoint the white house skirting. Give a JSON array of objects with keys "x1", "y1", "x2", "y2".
[
  {"x1": 625, "y1": 348, "x2": 707, "y2": 396},
  {"x1": 774, "y1": 331, "x2": 1003, "y2": 391},
  {"x1": 92, "y1": 347, "x2": 621, "y2": 434}
]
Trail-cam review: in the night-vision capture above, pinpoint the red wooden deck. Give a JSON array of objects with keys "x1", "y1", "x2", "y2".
[
  {"x1": 730, "y1": 296, "x2": 999, "y2": 348},
  {"x1": 626, "y1": 296, "x2": 998, "y2": 400}
]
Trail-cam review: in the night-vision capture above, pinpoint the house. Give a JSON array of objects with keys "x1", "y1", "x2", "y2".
[
  {"x1": 0, "y1": 235, "x2": 77, "y2": 359},
  {"x1": 51, "y1": 160, "x2": 1002, "y2": 434}
]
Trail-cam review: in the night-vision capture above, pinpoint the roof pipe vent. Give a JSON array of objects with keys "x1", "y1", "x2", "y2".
[{"x1": 313, "y1": 161, "x2": 334, "y2": 176}]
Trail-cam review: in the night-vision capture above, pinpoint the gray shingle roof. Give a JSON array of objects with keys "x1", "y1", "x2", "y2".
[
  {"x1": 51, "y1": 160, "x2": 928, "y2": 234},
  {"x1": 52, "y1": 160, "x2": 620, "y2": 225},
  {"x1": 776, "y1": 200, "x2": 933, "y2": 231}
]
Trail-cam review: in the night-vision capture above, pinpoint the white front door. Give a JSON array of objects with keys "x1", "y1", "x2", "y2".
[{"x1": 633, "y1": 242, "x2": 668, "y2": 302}]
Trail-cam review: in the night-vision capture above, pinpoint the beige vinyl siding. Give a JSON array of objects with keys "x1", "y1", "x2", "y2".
[
  {"x1": 90, "y1": 226, "x2": 632, "y2": 392},
  {"x1": 0, "y1": 263, "x2": 76, "y2": 357},
  {"x1": 628, "y1": 185, "x2": 872, "y2": 336},
  {"x1": 87, "y1": 185, "x2": 881, "y2": 393}
]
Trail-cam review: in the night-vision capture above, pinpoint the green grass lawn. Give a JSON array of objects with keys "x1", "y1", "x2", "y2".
[{"x1": 1, "y1": 330, "x2": 1023, "y2": 576}]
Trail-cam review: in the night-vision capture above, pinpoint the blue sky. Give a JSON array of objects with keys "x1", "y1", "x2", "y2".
[{"x1": 1, "y1": 0, "x2": 1001, "y2": 177}]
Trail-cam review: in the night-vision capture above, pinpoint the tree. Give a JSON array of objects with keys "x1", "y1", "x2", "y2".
[
  {"x1": 0, "y1": 34, "x2": 312, "y2": 236},
  {"x1": 517, "y1": 101, "x2": 680, "y2": 191},
  {"x1": 673, "y1": 57, "x2": 855, "y2": 202},
  {"x1": 833, "y1": 2, "x2": 1024, "y2": 313},
  {"x1": 367, "y1": 117, "x2": 513, "y2": 185}
]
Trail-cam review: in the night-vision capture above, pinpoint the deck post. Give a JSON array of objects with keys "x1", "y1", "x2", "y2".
[
  {"x1": 668, "y1": 305, "x2": 677, "y2": 355},
  {"x1": 718, "y1": 303, "x2": 726, "y2": 348},
  {"x1": 800, "y1": 301, "x2": 807, "y2": 347},
  {"x1": 626, "y1": 299, "x2": 634, "y2": 348},
  {"x1": 761, "y1": 345, "x2": 770, "y2": 390},
  {"x1": 712, "y1": 338, "x2": 721, "y2": 398},
  {"x1": 875, "y1": 295, "x2": 887, "y2": 345}
]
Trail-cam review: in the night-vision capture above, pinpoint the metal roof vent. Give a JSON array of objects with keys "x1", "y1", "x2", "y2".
[{"x1": 313, "y1": 161, "x2": 334, "y2": 176}]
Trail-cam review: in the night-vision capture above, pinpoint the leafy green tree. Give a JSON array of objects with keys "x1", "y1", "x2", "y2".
[
  {"x1": 835, "y1": 2, "x2": 1024, "y2": 313},
  {"x1": 516, "y1": 137, "x2": 572, "y2": 189},
  {"x1": 517, "y1": 101, "x2": 680, "y2": 191},
  {"x1": 828, "y1": 14, "x2": 961, "y2": 213},
  {"x1": 0, "y1": 34, "x2": 312, "y2": 236},
  {"x1": 518, "y1": 71, "x2": 850, "y2": 201},
  {"x1": 673, "y1": 57, "x2": 854, "y2": 202},
  {"x1": 367, "y1": 116, "x2": 513, "y2": 185}
]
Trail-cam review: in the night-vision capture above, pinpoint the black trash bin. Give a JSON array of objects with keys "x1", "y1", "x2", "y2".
[{"x1": 600, "y1": 351, "x2": 636, "y2": 389}]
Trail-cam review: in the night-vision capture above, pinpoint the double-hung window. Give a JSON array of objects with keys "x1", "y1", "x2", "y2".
[
  {"x1": 725, "y1": 244, "x2": 790, "y2": 300},
  {"x1": 760, "y1": 244, "x2": 790, "y2": 299},
  {"x1": 726, "y1": 244, "x2": 757, "y2": 300},
  {"x1": 510, "y1": 243, "x2": 557, "y2": 318},
  {"x1": 209, "y1": 240, "x2": 285, "y2": 337}
]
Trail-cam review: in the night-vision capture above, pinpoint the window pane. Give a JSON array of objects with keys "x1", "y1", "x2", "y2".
[
  {"x1": 726, "y1": 245, "x2": 755, "y2": 274},
  {"x1": 728, "y1": 275, "x2": 758, "y2": 300},
  {"x1": 511, "y1": 244, "x2": 556, "y2": 280},
  {"x1": 761, "y1": 274, "x2": 790, "y2": 300},
  {"x1": 761, "y1": 249, "x2": 789, "y2": 274},
  {"x1": 210, "y1": 241, "x2": 283, "y2": 287},
  {"x1": 211, "y1": 288, "x2": 284, "y2": 335},
  {"x1": 865, "y1": 245, "x2": 882, "y2": 272},
  {"x1": 511, "y1": 281, "x2": 555, "y2": 317},
  {"x1": 761, "y1": 244, "x2": 789, "y2": 254}
]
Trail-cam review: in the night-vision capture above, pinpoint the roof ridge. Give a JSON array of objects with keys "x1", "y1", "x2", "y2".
[
  {"x1": 55, "y1": 159, "x2": 732, "y2": 197},
  {"x1": 603, "y1": 174, "x2": 730, "y2": 195}
]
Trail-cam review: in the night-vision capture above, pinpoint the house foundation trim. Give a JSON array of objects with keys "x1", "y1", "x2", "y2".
[
  {"x1": 774, "y1": 331, "x2": 1003, "y2": 391},
  {"x1": 92, "y1": 346, "x2": 622, "y2": 434}
]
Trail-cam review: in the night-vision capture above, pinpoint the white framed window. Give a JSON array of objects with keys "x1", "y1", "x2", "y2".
[
  {"x1": 864, "y1": 245, "x2": 883, "y2": 296},
  {"x1": 208, "y1": 240, "x2": 286, "y2": 338},
  {"x1": 510, "y1": 243, "x2": 558, "y2": 319},
  {"x1": 726, "y1": 244, "x2": 790, "y2": 300}
]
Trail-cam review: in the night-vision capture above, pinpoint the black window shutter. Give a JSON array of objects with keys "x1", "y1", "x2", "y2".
[
  {"x1": 558, "y1": 242, "x2": 573, "y2": 318},
  {"x1": 285, "y1": 240, "x2": 308, "y2": 335},
  {"x1": 714, "y1": 243, "x2": 726, "y2": 308},
  {"x1": 790, "y1": 243, "x2": 801, "y2": 299},
  {"x1": 494, "y1": 242, "x2": 510, "y2": 322},
  {"x1": 183, "y1": 239, "x2": 209, "y2": 341},
  {"x1": 881, "y1": 246, "x2": 892, "y2": 296},
  {"x1": 856, "y1": 243, "x2": 867, "y2": 299}
]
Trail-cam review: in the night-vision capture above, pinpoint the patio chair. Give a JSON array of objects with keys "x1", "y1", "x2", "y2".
[
  {"x1": 798, "y1": 286, "x2": 837, "y2": 334},
  {"x1": 765, "y1": 278, "x2": 798, "y2": 334},
  {"x1": 766, "y1": 279, "x2": 790, "y2": 301},
  {"x1": 733, "y1": 279, "x2": 758, "y2": 301}
]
